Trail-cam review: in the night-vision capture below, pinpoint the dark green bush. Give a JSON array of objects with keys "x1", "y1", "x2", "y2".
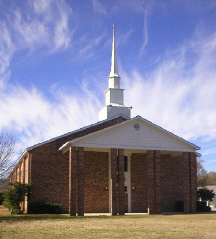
[
  {"x1": 197, "y1": 188, "x2": 215, "y2": 202},
  {"x1": 12, "y1": 207, "x2": 23, "y2": 214},
  {"x1": 197, "y1": 201, "x2": 211, "y2": 212},
  {"x1": 3, "y1": 182, "x2": 31, "y2": 214},
  {"x1": 29, "y1": 201, "x2": 61, "y2": 214}
]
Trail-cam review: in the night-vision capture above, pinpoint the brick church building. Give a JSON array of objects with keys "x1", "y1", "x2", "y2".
[{"x1": 8, "y1": 26, "x2": 200, "y2": 216}]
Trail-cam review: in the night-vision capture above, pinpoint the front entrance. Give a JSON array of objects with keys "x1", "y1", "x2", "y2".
[{"x1": 109, "y1": 153, "x2": 131, "y2": 213}]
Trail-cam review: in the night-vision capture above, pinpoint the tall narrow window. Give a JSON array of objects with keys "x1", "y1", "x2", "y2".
[{"x1": 124, "y1": 156, "x2": 128, "y2": 172}]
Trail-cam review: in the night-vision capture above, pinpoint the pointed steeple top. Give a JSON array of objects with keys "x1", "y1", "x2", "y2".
[{"x1": 109, "y1": 24, "x2": 120, "y2": 79}]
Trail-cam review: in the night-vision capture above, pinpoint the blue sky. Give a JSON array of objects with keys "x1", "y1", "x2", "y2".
[{"x1": 1, "y1": 0, "x2": 216, "y2": 172}]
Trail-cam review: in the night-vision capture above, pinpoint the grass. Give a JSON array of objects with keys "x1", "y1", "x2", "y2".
[{"x1": 1, "y1": 206, "x2": 216, "y2": 239}]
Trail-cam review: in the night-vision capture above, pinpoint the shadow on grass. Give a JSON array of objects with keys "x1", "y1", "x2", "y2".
[{"x1": 0, "y1": 213, "x2": 153, "y2": 222}]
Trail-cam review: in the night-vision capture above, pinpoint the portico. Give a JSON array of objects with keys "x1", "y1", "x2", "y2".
[{"x1": 59, "y1": 116, "x2": 199, "y2": 216}]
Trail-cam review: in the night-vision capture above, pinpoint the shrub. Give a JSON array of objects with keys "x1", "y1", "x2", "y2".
[
  {"x1": 12, "y1": 208, "x2": 23, "y2": 214},
  {"x1": 197, "y1": 201, "x2": 211, "y2": 212},
  {"x1": 29, "y1": 201, "x2": 61, "y2": 214},
  {"x1": 197, "y1": 187, "x2": 215, "y2": 202},
  {"x1": 3, "y1": 182, "x2": 31, "y2": 214}
]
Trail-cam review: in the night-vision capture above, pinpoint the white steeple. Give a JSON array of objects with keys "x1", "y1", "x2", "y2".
[
  {"x1": 108, "y1": 24, "x2": 120, "y2": 89},
  {"x1": 99, "y1": 25, "x2": 132, "y2": 121},
  {"x1": 109, "y1": 25, "x2": 120, "y2": 80}
]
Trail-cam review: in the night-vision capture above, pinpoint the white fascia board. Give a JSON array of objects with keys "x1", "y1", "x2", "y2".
[
  {"x1": 8, "y1": 149, "x2": 28, "y2": 176},
  {"x1": 61, "y1": 115, "x2": 200, "y2": 152},
  {"x1": 25, "y1": 114, "x2": 129, "y2": 151},
  {"x1": 59, "y1": 142, "x2": 70, "y2": 154},
  {"x1": 71, "y1": 142, "x2": 196, "y2": 152},
  {"x1": 134, "y1": 116, "x2": 200, "y2": 150}
]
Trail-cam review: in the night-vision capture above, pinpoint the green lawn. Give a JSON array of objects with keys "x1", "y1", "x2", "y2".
[{"x1": 1, "y1": 206, "x2": 216, "y2": 239}]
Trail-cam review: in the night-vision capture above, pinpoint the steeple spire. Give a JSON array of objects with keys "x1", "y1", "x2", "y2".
[
  {"x1": 109, "y1": 24, "x2": 120, "y2": 80},
  {"x1": 99, "y1": 25, "x2": 132, "y2": 121}
]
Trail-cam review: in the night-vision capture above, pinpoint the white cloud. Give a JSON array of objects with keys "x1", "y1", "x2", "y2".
[
  {"x1": 139, "y1": 10, "x2": 148, "y2": 56},
  {"x1": 92, "y1": 0, "x2": 107, "y2": 15},
  {"x1": 117, "y1": 0, "x2": 150, "y2": 13},
  {"x1": 0, "y1": 0, "x2": 73, "y2": 84},
  {"x1": 205, "y1": 159, "x2": 216, "y2": 165},
  {"x1": 33, "y1": 0, "x2": 53, "y2": 14},
  {"x1": 0, "y1": 83, "x2": 101, "y2": 155},
  {"x1": 77, "y1": 34, "x2": 105, "y2": 61},
  {"x1": 0, "y1": 22, "x2": 14, "y2": 86},
  {"x1": 123, "y1": 32, "x2": 216, "y2": 141}
]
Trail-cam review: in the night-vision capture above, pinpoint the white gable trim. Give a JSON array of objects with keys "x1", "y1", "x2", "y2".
[
  {"x1": 59, "y1": 115, "x2": 200, "y2": 153},
  {"x1": 9, "y1": 114, "x2": 128, "y2": 176},
  {"x1": 25, "y1": 114, "x2": 128, "y2": 151}
]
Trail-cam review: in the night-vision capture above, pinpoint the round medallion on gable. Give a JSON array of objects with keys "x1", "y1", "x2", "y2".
[{"x1": 134, "y1": 123, "x2": 140, "y2": 130}]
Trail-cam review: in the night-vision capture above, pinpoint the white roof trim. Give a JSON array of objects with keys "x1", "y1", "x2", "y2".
[
  {"x1": 8, "y1": 114, "x2": 128, "y2": 176},
  {"x1": 9, "y1": 149, "x2": 28, "y2": 176},
  {"x1": 59, "y1": 115, "x2": 200, "y2": 152},
  {"x1": 25, "y1": 114, "x2": 128, "y2": 151}
]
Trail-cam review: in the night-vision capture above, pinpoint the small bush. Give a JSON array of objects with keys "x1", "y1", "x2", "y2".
[
  {"x1": 197, "y1": 188, "x2": 215, "y2": 202},
  {"x1": 29, "y1": 201, "x2": 61, "y2": 214},
  {"x1": 12, "y1": 208, "x2": 23, "y2": 214},
  {"x1": 197, "y1": 201, "x2": 211, "y2": 212},
  {"x1": 3, "y1": 182, "x2": 31, "y2": 214}
]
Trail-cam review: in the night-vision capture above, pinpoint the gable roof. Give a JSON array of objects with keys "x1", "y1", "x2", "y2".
[
  {"x1": 10, "y1": 114, "x2": 129, "y2": 171},
  {"x1": 60, "y1": 115, "x2": 200, "y2": 153},
  {"x1": 25, "y1": 114, "x2": 128, "y2": 152}
]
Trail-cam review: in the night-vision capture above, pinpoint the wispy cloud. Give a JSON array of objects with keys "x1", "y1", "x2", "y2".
[
  {"x1": 204, "y1": 159, "x2": 216, "y2": 166},
  {"x1": 117, "y1": 0, "x2": 150, "y2": 13},
  {"x1": 202, "y1": 144, "x2": 216, "y2": 156},
  {"x1": 75, "y1": 33, "x2": 105, "y2": 62},
  {"x1": 123, "y1": 31, "x2": 216, "y2": 141},
  {"x1": 92, "y1": 0, "x2": 107, "y2": 15},
  {"x1": 0, "y1": 22, "x2": 14, "y2": 85},
  {"x1": 0, "y1": 0, "x2": 73, "y2": 85},
  {"x1": 119, "y1": 28, "x2": 134, "y2": 45},
  {"x1": 0, "y1": 83, "x2": 101, "y2": 156},
  {"x1": 139, "y1": 10, "x2": 148, "y2": 56}
]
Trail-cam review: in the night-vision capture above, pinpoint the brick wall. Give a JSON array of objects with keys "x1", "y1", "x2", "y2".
[
  {"x1": 183, "y1": 152, "x2": 197, "y2": 213},
  {"x1": 147, "y1": 150, "x2": 161, "y2": 214},
  {"x1": 131, "y1": 153, "x2": 187, "y2": 213},
  {"x1": 160, "y1": 155, "x2": 184, "y2": 212},
  {"x1": 28, "y1": 116, "x2": 127, "y2": 213},
  {"x1": 30, "y1": 142, "x2": 69, "y2": 213},
  {"x1": 84, "y1": 151, "x2": 109, "y2": 213},
  {"x1": 131, "y1": 153, "x2": 148, "y2": 213}
]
